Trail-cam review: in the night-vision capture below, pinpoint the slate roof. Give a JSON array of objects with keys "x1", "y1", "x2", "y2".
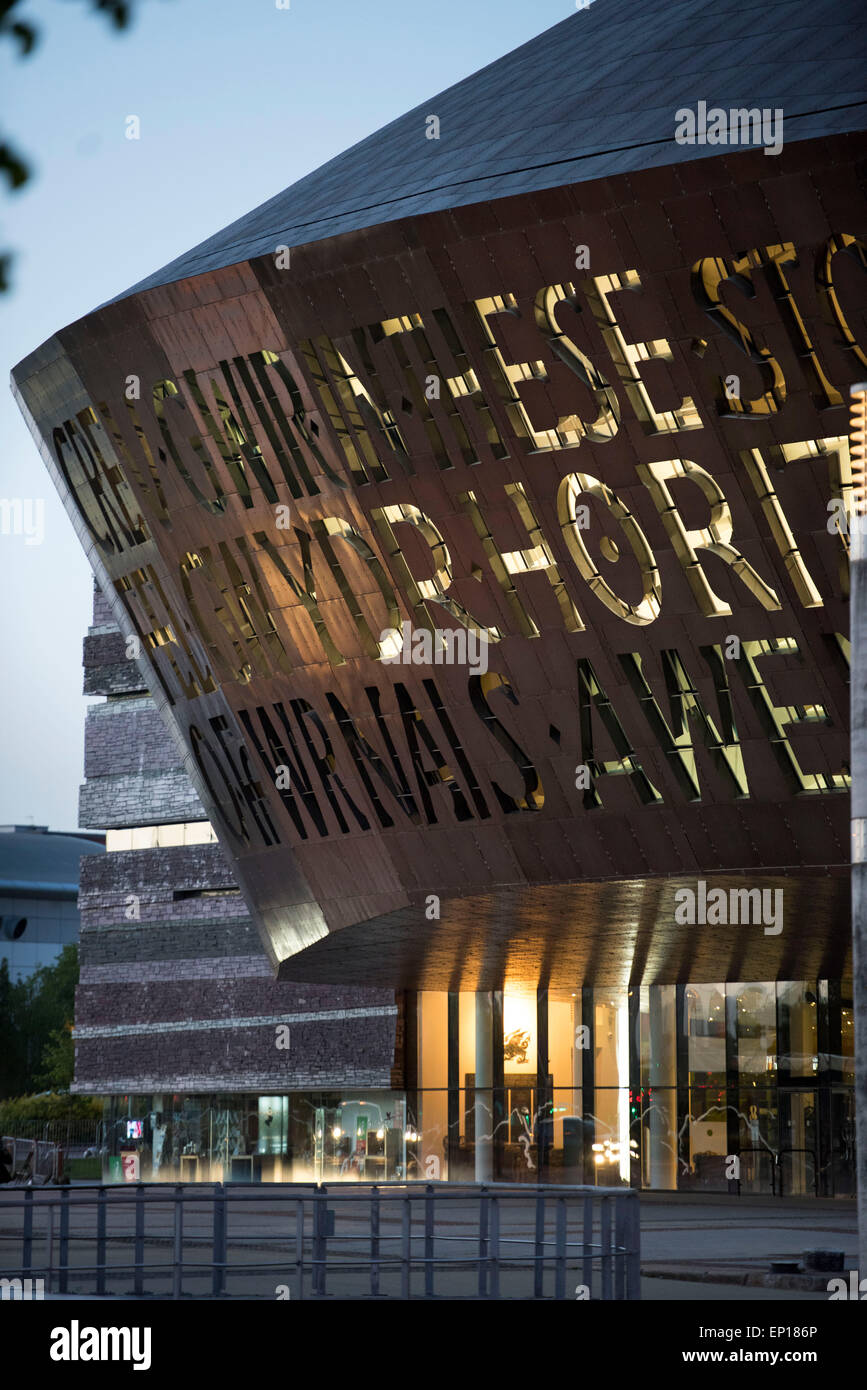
[{"x1": 114, "y1": 0, "x2": 866, "y2": 301}]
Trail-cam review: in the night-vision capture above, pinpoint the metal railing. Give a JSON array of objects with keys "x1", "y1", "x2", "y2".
[
  {"x1": 0, "y1": 1181, "x2": 640, "y2": 1300},
  {"x1": 1, "y1": 1117, "x2": 103, "y2": 1150},
  {"x1": 1, "y1": 1136, "x2": 60, "y2": 1184},
  {"x1": 732, "y1": 1146, "x2": 819, "y2": 1198}
]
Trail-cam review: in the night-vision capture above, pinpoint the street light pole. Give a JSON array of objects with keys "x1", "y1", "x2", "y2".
[{"x1": 849, "y1": 381, "x2": 867, "y2": 1279}]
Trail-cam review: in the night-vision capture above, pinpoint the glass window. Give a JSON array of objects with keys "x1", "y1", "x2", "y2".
[
  {"x1": 682, "y1": 984, "x2": 726, "y2": 1189},
  {"x1": 685, "y1": 984, "x2": 726, "y2": 1086},
  {"x1": 841, "y1": 988, "x2": 854, "y2": 1085},
  {"x1": 593, "y1": 987, "x2": 631, "y2": 1184},
  {"x1": 458, "y1": 991, "x2": 475, "y2": 1167},
  {"x1": 733, "y1": 982, "x2": 776, "y2": 1077},
  {"x1": 417, "y1": 991, "x2": 448, "y2": 1181},
  {"x1": 538, "y1": 989, "x2": 582, "y2": 1182},
  {"x1": 737, "y1": 1088, "x2": 778, "y2": 1195},
  {"x1": 639, "y1": 985, "x2": 677, "y2": 1189},
  {"x1": 778, "y1": 982, "x2": 818, "y2": 1077}
]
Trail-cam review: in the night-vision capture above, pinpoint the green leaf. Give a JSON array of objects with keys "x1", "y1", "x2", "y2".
[{"x1": 0, "y1": 141, "x2": 30, "y2": 189}]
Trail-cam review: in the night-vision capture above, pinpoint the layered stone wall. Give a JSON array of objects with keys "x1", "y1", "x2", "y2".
[{"x1": 74, "y1": 582, "x2": 400, "y2": 1094}]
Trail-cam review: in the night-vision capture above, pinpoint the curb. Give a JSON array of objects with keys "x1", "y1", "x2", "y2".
[{"x1": 642, "y1": 1266, "x2": 846, "y2": 1292}]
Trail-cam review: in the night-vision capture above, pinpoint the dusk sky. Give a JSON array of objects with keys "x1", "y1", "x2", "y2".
[{"x1": 1, "y1": 0, "x2": 576, "y2": 831}]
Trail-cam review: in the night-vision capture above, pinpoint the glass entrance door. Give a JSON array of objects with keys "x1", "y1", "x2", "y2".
[{"x1": 780, "y1": 1090, "x2": 818, "y2": 1196}]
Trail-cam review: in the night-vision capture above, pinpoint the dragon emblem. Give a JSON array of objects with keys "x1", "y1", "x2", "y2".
[{"x1": 503, "y1": 1028, "x2": 530, "y2": 1063}]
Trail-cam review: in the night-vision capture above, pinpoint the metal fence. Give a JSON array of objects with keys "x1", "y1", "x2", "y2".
[
  {"x1": 0, "y1": 1181, "x2": 640, "y2": 1300},
  {"x1": 1, "y1": 1137, "x2": 60, "y2": 1184},
  {"x1": 1, "y1": 1116, "x2": 103, "y2": 1161}
]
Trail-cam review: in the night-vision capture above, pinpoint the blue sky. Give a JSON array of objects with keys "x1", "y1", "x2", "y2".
[{"x1": 1, "y1": 0, "x2": 576, "y2": 830}]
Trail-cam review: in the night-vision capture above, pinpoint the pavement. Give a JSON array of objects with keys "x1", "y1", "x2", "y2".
[{"x1": 638, "y1": 1193, "x2": 857, "y2": 1298}]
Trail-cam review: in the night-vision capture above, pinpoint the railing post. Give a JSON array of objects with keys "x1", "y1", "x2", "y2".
[
  {"x1": 490, "y1": 1193, "x2": 500, "y2": 1300},
  {"x1": 134, "y1": 1184, "x2": 145, "y2": 1296},
  {"x1": 295, "y1": 1196, "x2": 305, "y2": 1300},
  {"x1": 370, "y1": 1186, "x2": 380, "y2": 1297},
  {"x1": 401, "y1": 1194, "x2": 411, "y2": 1300},
  {"x1": 46, "y1": 1198, "x2": 54, "y2": 1294},
  {"x1": 478, "y1": 1186, "x2": 489, "y2": 1297},
  {"x1": 614, "y1": 1194, "x2": 626, "y2": 1300},
  {"x1": 212, "y1": 1184, "x2": 227, "y2": 1297},
  {"x1": 424, "y1": 1184, "x2": 434, "y2": 1297},
  {"x1": 172, "y1": 1186, "x2": 183, "y2": 1300},
  {"x1": 627, "y1": 1192, "x2": 641, "y2": 1301},
  {"x1": 58, "y1": 1186, "x2": 70, "y2": 1294},
  {"x1": 22, "y1": 1187, "x2": 33, "y2": 1277},
  {"x1": 533, "y1": 1190, "x2": 545, "y2": 1298},
  {"x1": 96, "y1": 1187, "x2": 107, "y2": 1297},
  {"x1": 312, "y1": 1185, "x2": 327, "y2": 1295},
  {"x1": 600, "y1": 1195, "x2": 612, "y2": 1301},
  {"x1": 582, "y1": 1193, "x2": 593, "y2": 1297},
  {"x1": 554, "y1": 1195, "x2": 566, "y2": 1299}
]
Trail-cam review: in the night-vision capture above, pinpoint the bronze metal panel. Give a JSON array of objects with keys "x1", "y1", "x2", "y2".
[{"x1": 12, "y1": 135, "x2": 867, "y2": 986}]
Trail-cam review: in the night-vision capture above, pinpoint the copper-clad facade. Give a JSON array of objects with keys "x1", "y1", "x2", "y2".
[{"x1": 13, "y1": 137, "x2": 866, "y2": 989}]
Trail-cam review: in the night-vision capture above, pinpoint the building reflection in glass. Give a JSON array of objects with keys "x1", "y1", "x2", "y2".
[{"x1": 101, "y1": 977, "x2": 854, "y2": 1197}]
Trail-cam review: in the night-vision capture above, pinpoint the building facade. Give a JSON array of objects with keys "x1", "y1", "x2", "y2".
[
  {"x1": 77, "y1": 589, "x2": 857, "y2": 1193},
  {"x1": 0, "y1": 825, "x2": 104, "y2": 983},
  {"x1": 13, "y1": 0, "x2": 866, "y2": 1192},
  {"x1": 78, "y1": 581, "x2": 404, "y2": 1179}
]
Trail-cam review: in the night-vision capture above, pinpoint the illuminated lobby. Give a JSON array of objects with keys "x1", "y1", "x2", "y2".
[{"x1": 100, "y1": 979, "x2": 855, "y2": 1196}]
